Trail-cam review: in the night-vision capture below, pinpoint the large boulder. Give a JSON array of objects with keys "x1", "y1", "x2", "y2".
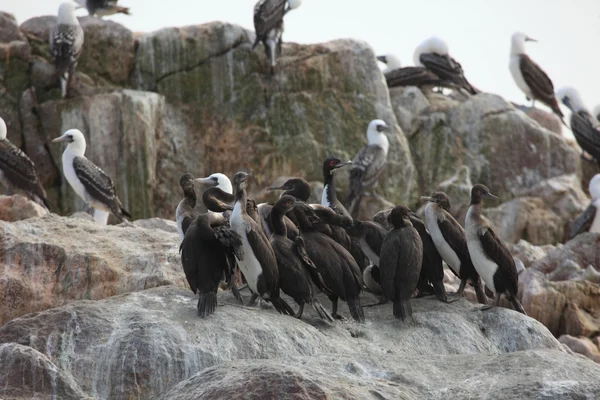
[
  {"x1": 0, "y1": 285, "x2": 583, "y2": 400},
  {"x1": 0, "y1": 214, "x2": 185, "y2": 325},
  {"x1": 0, "y1": 194, "x2": 47, "y2": 222}
]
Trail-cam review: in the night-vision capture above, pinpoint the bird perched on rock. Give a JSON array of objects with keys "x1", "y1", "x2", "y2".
[
  {"x1": 465, "y1": 184, "x2": 526, "y2": 314},
  {"x1": 569, "y1": 174, "x2": 600, "y2": 239},
  {"x1": 345, "y1": 120, "x2": 389, "y2": 218},
  {"x1": 0, "y1": 116, "x2": 50, "y2": 210},
  {"x1": 50, "y1": 2, "x2": 84, "y2": 99},
  {"x1": 414, "y1": 36, "x2": 479, "y2": 95},
  {"x1": 52, "y1": 129, "x2": 130, "y2": 225},
  {"x1": 377, "y1": 54, "x2": 453, "y2": 90},
  {"x1": 74, "y1": 0, "x2": 130, "y2": 17},
  {"x1": 556, "y1": 87, "x2": 600, "y2": 165},
  {"x1": 253, "y1": 0, "x2": 302, "y2": 74},
  {"x1": 379, "y1": 205, "x2": 423, "y2": 321},
  {"x1": 509, "y1": 32, "x2": 563, "y2": 121}
]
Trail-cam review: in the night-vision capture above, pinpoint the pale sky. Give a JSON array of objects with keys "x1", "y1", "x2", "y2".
[{"x1": 6, "y1": 0, "x2": 600, "y2": 115}]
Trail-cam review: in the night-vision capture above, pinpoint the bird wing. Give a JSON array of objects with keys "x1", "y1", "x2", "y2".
[
  {"x1": 571, "y1": 111, "x2": 600, "y2": 162},
  {"x1": 419, "y1": 53, "x2": 478, "y2": 94},
  {"x1": 479, "y1": 226, "x2": 518, "y2": 284},
  {"x1": 180, "y1": 220, "x2": 201, "y2": 293},
  {"x1": 0, "y1": 139, "x2": 47, "y2": 200},
  {"x1": 72, "y1": 156, "x2": 118, "y2": 207},
  {"x1": 379, "y1": 234, "x2": 401, "y2": 300},
  {"x1": 437, "y1": 213, "x2": 471, "y2": 261},
  {"x1": 519, "y1": 54, "x2": 563, "y2": 117},
  {"x1": 214, "y1": 225, "x2": 245, "y2": 261},
  {"x1": 246, "y1": 221, "x2": 278, "y2": 279},
  {"x1": 569, "y1": 203, "x2": 597, "y2": 239},
  {"x1": 50, "y1": 24, "x2": 84, "y2": 71},
  {"x1": 384, "y1": 66, "x2": 441, "y2": 88},
  {"x1": 253, "y1": 0, "x2": 286, "y2": 45},
  {"x1": 364, "y1": 221, "x2": 387, "y2": 256},
  {"x1": 346, "y1": 145, "x2": 387, "y2": 213}
]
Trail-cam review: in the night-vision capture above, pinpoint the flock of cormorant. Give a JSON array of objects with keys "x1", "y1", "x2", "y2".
[{"x1": 1, "y1": 0, "x2": 600, "y2": 324}]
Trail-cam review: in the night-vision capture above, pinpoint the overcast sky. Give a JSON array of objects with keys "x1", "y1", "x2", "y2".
[{"x1": 7, "y1": 0, "x2": 600, "y2": 115}]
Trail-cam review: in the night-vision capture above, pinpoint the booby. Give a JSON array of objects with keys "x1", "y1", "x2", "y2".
[
  {"x1": 50, "y1": 3, "x2": 84, "y2": 99},
  {"x1": 465, "y1": 184, "x2": 526, "y2": 314},
  {"x1": 379, "y1": 205, "x2": 423, "y2": 321},
  {"x1": 0, "y1": 117, "x2": 50, "y2": 210},
  {"x1": 229, "y1": 171, "x2": 294, "y2": 315},
  {"x1": 196, "y1": 173, "x2": 233, "y2": 196},
  {"x1": 52, "y1": 129, "x2": 130, "y2": 225},
  {"x1": 422, "y1": 192, "x2": 487, "y2": 304},
  {"x1": 74, "y1": 0, "x2": 130, "y2": 17},
  {"x1": 414, "y1": 36, "x2": 479, "y2": 95},
  {"x1": 270, "y1": 195, "x2": 334, "y2": 322},
  {"x1": 509, "y1": 32, "x2": 563, "y2": 120},
  {"x1": 252, "y1": 0, "x2": 302, "y2": 74},
  {"x1": 321, "y1": 156, "x2": 353, "y2": 217},
  {"x1": 556, "y1": 87, "x2": 600, "y2": 165},
  {"x1": 377, "y1": 54, "x2": 450, "y2": 90},
  {"x1": 346, "y1": 120, "x2": 389, "y2": 218},
  {"x1": 180, "y1": 212, "x2": 243, "y2": 318},
  {"x1": 569, "y1": 174, "x2": 600, "y2": 239}
]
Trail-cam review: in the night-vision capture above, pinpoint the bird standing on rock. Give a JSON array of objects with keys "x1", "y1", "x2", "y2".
[
  {"x1": 379, "y1": 205, "x2": 423, "y2": 321},
  {"x1": 321, "y1": 156, "x2": 353, "y2": 217},
  {"x1": 465, "y1": 184, "x2": 526, "y2": 314},
  {"x1": 50, "y1": 2, "x2": 84, "y2": 99},
  {"x1": 74, "y1": 0, "x2": 130, "y2": 17}
]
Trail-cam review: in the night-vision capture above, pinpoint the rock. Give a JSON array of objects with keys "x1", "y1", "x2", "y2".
[
  {"x1": 520, "y1": 105, "x2": 563, "y2": 135},
  {"x1": 558, "y1": 335, "x2": 600, "y2": 363},
  {"x1": 0, "y1": 194, "x2": 47, "y2": 221},
  {"x1": 0, "y1": 214, "x2": 185, "y2": 325},
  {"x1": 0, "y1": 285, "x2": 574, "y2": 400},
  {"x1": 0, "y1": 343, "x2": 90, "y2": 400},
  {"x1": 133, "y1": 217, "x2": 178, "y2": 234},
  {"x1": 509, "y1": 240, "x2": 554, "y2": 268},
  {"x1": 157, "y1": 350, "x2": 600, "y2": 399},
  {"x1": 530, "y1": 233, "x2": 600, "y2": 278}
]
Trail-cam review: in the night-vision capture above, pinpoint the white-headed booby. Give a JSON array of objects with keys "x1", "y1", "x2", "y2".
[
  {"x1": 52, "y1": 129, "x2": 130, "y2": 225},
  {"x1": 345, "y1": 120, "x2": 389, "y2": 218},
  {"x1": 321, "y1": 156, "x2": 353, "y2": 218},
  {"x1": 252, "y1": 0, "x2": 302, "y2": 74},
  {"x1": 569, "y1": 174, "x2": 600, "y2": 239},
  {"x1": 50, "y1": 3, "x2": 84, "y2": 99},
  {"x1": 465, "y1": 184, "x2": 526, "y2": 314},
  {"x1": 377, "y1": 54, "x2": 450, "y2": 90},
  {"x1": 379, "y1": 205, "x2": 423, "y2": 321},
  {"x1": 74, "y1": 0, "x2": 130, "y2": 17},
  {"x1": 414, "y1": 37, "x2": 479, "y2": 95},
  {"x1": 556, "y1": 87, "x2": 600, "y2": 165},
  {"x1": 509, "y1": 32, "x2": 563, "y2": 120},
  {"x1": 0, "y1": 117, "x2": 50, "y2": 210}
]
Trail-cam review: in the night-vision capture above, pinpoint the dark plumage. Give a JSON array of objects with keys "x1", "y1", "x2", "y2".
[
  {"x1": 176, "y1": 173, "x2": 201, "y2": 240},
  {"x1": 180, "y1": 212, "x2": 243, "y2": 318},
  {"x1": 50, "y1": 3, "x2": 84, "y2": 98},
  {"x1": 76, "y1": 0, "x2": 130, "y2": 16},
  {"x1": 466, "y1": 184, "x2": 526, "y2": 314},
  {"x1": 379, "y1": 205, "x2": 423, "y2": 320},
  {"x1": 322, "y1": 156, "x2": 353, "y2": 217}
]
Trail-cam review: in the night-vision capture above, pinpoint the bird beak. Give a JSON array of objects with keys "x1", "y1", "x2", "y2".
[
  {"x1": 485, "y1": 192, "x2": 500, "y2": 201},
  {"x1": 376, "y1": 55, "x2": 387, "y2": 63},
  {"x1": 525, "y1": 37, "x2": 537, "y2": 43},
  {"x1": 332, "y1": 161, "x2": 353, "y2": 173},
  {"x1": 420, "y1": 196, "x2": 433, "y2": 202},
  {"x1": 266, "y1": 185, "x2": 284, "y2": 191},
  {"x1": 195, "y1": 177, "x2": 218, "y2": 187},
  {"x1": 51, "y1": 135, "x2": 68, "y2": 143}
]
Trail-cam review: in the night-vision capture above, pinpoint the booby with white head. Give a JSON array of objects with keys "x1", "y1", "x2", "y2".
[
  {"x1": 569, "y1": 174, "x2": 600, "y2": 239},
  {"x1": 50, "y1": 2, "x2": 84, "y2": 98},
  {"x1": 377, "y1": 54, "x2": 448, "y2": 90}
]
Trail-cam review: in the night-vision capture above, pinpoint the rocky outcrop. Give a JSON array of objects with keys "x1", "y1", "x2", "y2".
[
  {"x1": 0, "y1": 194, "x2": 47, "y2": 221},
  {"x1": 0, "y1": 285, "x2": 592, "y2": 400},
  {"x1": 0, "y1": 214, "x2": 185, "y2": 325}
]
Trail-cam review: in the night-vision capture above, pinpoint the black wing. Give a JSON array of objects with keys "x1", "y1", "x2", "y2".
[
  {"x1": 384, "y1": 66, "x2": 442, "y2": 88},
  {"x1": 519, "y1": 55, "x2": 563, "y2": 118},
  {"x1": 437, "y1": 212, "x2": 471, "y2": 261},
  {"x1": 246, "y1": 220, "x2": 279, "y2": 289},
  {"x1": 50, "y1": 24, "x2": 84, "y2": 72},
  {"x1": 372, "y1": 208, "x2": 393, "y2": 231},
  {"x1": 479, "y1": 227, "x2": 518, "y2": 288},
  {"x1": 253, "y1": 0, "x2": 286, "y2": 47},
  {"x1": 571, "y1": 111, "x2": 600, "y2": 163},
  {"x1": 0, "y1": 139, "x2": 47, "y2": 201},
  {"x1": 363, "y1": 221, "x2": 387, "y2": 256},
  {"x1": 569, "y1": 203, "x2": 597, "y2": 239},
  {"x1": 419, "y1": 53, "x2": 478, "y2": 95},
  {"x1": 346, "y1": 145, "x2": 387, "y2": 215},
  {"x1": 214, "y1": 225, "x2": 244, "y2": 261}
]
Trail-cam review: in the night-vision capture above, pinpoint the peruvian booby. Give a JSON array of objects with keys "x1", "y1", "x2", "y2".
[
  {"x1": 422, "y1": 192, "x2": 487, "y2": 304},
  {"x1": 345, "y1": 120, "x2": 389, "y2": 218},
  {"x1": 556, "y1": 87, "x2": 600, "y2": 165},
  {"x1": 322, "y1": 156, "x2": 353, "y2": 218},
  {"x1": 74, "y1": 0, "x2": 130, "y2": 17},
  {"x1": 377, "y1": 54, "x2": 451, "y2": 90},
  {"x1": 379, "y1": 205, "x2": 423, "y2": 321},
  {"x1": 229, "y1": 171, "x2": 294, "y2": 315},
  {"x1": 0, "y1": 117, "x2": 50, "y2": 210},
  {"x1": 52, "y1": 129, "x2": 130, "y2": 225},
  {"x1": 252, "y1": 0, "x2": 302, "y2": 74},
  {"x1": 414, "y1": 37, "x2": 479, "y2": 95},
  {"x1": 465, "y1": 184, "x2": 526, "y2": 314},
  {"x1": 569, "y1": 174, "x2": 600, "y2": 239},
  {"x1": 270, "y1": 195, "x2": 334, "y2": 322},
  {"x1": 50, "y1": 2, "x2": 84, "y2": 99},
  {"x1": 509, "y1": 32, "x2": 563, "y2": 120},
  {"x1": 180, "y1": 212, "x2": 243, "y2": 318}
]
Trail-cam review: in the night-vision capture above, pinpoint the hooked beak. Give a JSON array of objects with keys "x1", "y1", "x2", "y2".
[
  {"x1": 195, "y1": 177, "x2": 218, "y2": 187},
  {"x1": 332, "y1": 161, "x2": 353, "y2": 172},
  {"x1": 266, "y1": 185, "x2": 285, "y2": 192},
  {"x1": 420, "y1": 196, "x2": 433, "y2": 202},
  {"x1": 51, "y1": 135, "x2": 69, "y2": 143},
  {"x1": 525, "y1": 37, "x2": 537, "y2": 43},
  {"x1": 485, "y1": 192, "x2": 499, "y2": 201},
  {"x1": 376, "y1": 55, "x2": 387, "y2": 63}
]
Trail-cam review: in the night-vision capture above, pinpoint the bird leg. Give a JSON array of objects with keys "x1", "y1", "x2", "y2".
[
  {"x1": 447, "y1": 279, "x2": 467, "y2": 301},
  {"x1": 494, "y1": 292, "x2": 502, "y2": 307},
  {"x1": 329, "y1": 297, "x2": 345, "y2": 320},
  {"x1": 247, "y1": 293, "x2": 259, "y2": 307},
  {"x1": 363, "y1": 296, "x2": 389, "y2": 307},
  {"x1": 294, "y1": 303, "x2": 305, "y2": 319},
  {"x1": 580, "y1": 151, "x2": 596, "y2": 163},
  {"x1": 229, "y1": 282, "x2": 245, "y2": 305}
]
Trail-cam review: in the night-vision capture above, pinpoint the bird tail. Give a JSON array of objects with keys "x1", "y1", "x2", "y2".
[
  {"x1": 433, "y1": 280, "x2": 448, "y2": 303},
  {"x1": 271, "y1": 296, "x2": 295, "y2": 316},
  {"x1": 197, "y1": 291, "x2": 217, "y2": 318},
  {"x1": 311, "y1": 300, "x2": 335, "y2": 323},
  {"x1": 393, "y1": 299, "x2": 412, "y2": 321},
  {"x1": 115, "y1": 6, "x2": 130, "y2": 15},
  {"x1": 508, "y1": 293, "x2": 527, "y2": 315},
  {"x1": 347, "y1": 296, "x2": 365, "y2": 323}
]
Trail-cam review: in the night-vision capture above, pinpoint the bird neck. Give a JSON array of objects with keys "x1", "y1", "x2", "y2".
[
  {"x1": 58, "y1": 6, "x2": 80, "y2": 26},
  {"x1": 270, "y1": 206, "x2": 288, "y2": 236},
  {"x1": 234, "y1": 186, "x2": 248, "y2": 215},
  {"x1": 183, "y1": 187, "x2": 196, "y2": 208},
  {"x1": 367, "y1": 131, "x2": 390, "y2": 154},
  {"x1": 510, "y1": 39, "x2": 526, "y2": 56},
  {"x1": 468, "y1": 201, "x2": 483, "y2": 220},
  {"x1": 66, "y1": 142, "x2": 86, "y2": 158},
  {"x1": 322, "y1": 177, "x2": 337, "y2": 207}
]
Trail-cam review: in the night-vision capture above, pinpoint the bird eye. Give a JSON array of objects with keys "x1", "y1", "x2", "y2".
[{"x1": 329, "y1": 160, "x2": 336, "y2": 167}]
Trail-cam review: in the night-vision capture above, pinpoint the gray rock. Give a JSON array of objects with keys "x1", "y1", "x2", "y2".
[
  {"x1": 0, "y1": 194, "x2": 47, "y2": 222},
  {"x1": 133, "y1": 217, "x2": 178, "y2": 233},
  {"x1": 0, "y1": 285, "x2": 574, "y2": 400}
]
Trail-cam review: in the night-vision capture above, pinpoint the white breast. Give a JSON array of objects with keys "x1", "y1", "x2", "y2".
[
  {"x1": 424, "y1": 205, "x2": 461, "y2": 275},
  {"x1": 321, "y1": 184, "x2": 330, "y2": 207},
  {"x1": 359, "y1": 237, "x2": 379, "y2": 266},
  {"x1": 465, "y1": 207, "x2": 498, "y2": 293},
  {"x1": 62, "y1": 152, "x2": 87, "y2": 202},
  {"x1": 363, "y1": 265, "x2": 382, "y2": 294},
  {"x1": 509, "y1": 55, "x2": 532, "y2": 99},
  {"x1": 230, "y1": 201, "x2": 264, "y2": 296}
]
